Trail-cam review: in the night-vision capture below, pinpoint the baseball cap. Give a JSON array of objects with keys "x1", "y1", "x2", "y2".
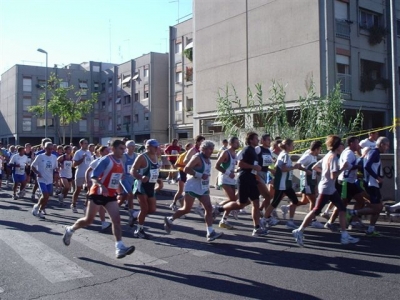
[{"x1": 146, "y1": 139, "x2": 159, "y2": 147}]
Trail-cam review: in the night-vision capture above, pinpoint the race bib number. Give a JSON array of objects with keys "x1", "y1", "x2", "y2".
[
  {"x1": 201, "y1": 179, "x2": 209, "y2": 190},
  {"x1": 85, "y1": 156, "x2": 92, "y2": 164},
  {"x1": 262, "y1": 155, "x2": 273, "y2": 167},
  {"x1": 45, "y1": 161, "x2": 53, "y2": 169},
  {"x1": 288, "y1": 170, "x2": 293, "y2": 181},
  {"x1": 17, "y1": 166, "x2": 25, "y2": 175},
  {"x1": 64, "y1": 161, "x2": 72, "y2": 169},
  {"x1": 108, "y1": 173, "x2": 122, "y2": 189},
  {"x1": 149, "y1": 168, "x2": 159, "y2": 183},
  {"x1": 127, "y1": 164, "x2": 132, "y2": 174},
  {"x1": 171, "y1": 150, "x2": 178, "y2": 155},
  {"x1": 251, "y1": 161, "x2": 258, "y2": 175}
]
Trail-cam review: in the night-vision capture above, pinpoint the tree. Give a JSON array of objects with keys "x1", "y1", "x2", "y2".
[{"x1": 29, "y1": 74, "x2": 98, "y2": 144}]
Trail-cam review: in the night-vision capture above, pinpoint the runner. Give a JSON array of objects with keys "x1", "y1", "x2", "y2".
[
  {"x1": 262, "y1": 139, "x2": 301, "y2": 229},
  {"x1": 71, "y1": 139, "x2": 93, "y2": 213},
  {"x1": 63, "y1": 140, "x2": 135, "y2": 259},
  {"x1": 31, "y1": 142, "x2": 58, "y2": 219},
  {"x1": 214, "y1": 132, "x2": 266, "y2": 237},
  {"x1": 215, "y1": 136, "x2": 239, "y2": 230},
  {"x1": 164, "y1": 138, "x2": 180, "y2": 183},
  {"x1": 31, "y1": 138, "x2": 52, "y2": 201},
  {"x1": 57, "y1": 145, "x2": 74, "y2": 205},
  {"x1": 164, "y1": 140, "x2": 223, "y2": 242},
  {"x1": 359, "y1": 131, "x2": 378, "y2": 154},
  {"x1": 131, "y1": 139, "x2": 160, "y2": 239},
  {"x1": 292, "y1": 135, "x2": 360, "y2": 246},
  {"x1": 9, "y1": 146, "x2": 28, "y2": 199},
  {"x1": 256, "y1": 134, "x2": 273, "y2": 219},
  {"x1": 24, "y1": 143, "x2": 34, "y2": 193},
  {"x1": 348, "y1": 136, "x2": 390, "y2": 236},
  {"x1": 170, "y1": 143, "x2": 193, "y2": 211},
  {"x1": 214, "y1": 139, "x2": 228, "y2": 189},
  {"x1": 119, "y1": 140, "x2": 138, "y2": 227},
  {"x1": 85, "y1": 145, "x2": 112, "y2": 230}
]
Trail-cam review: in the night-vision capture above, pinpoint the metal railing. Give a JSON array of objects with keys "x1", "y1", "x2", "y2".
[
  {"x1": 336, "y1": 19, "x2": 350, "y2": 39},
  {"x1": 337, "y1": 73, "x2": 352, "y2": 94}
]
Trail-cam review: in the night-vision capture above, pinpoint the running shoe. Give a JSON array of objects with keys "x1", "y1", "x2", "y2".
[
  {"x1": 259, "y1": 217, "x2": 267, "y2": 230},
  {"x1": 286, "y1": 220, "x2": 298, "y2": 229},
  {"x1": 62, "y1": 227, "x2": 74, "y2": 246},
  {"x1": 280, "y1": 205, "x2": 289, "y2": 220},
  {"x1": 128, "y1": 214, "x2": 137, "y2": 228},
  {"x1": 292, "y1": 229, "x2": 304, "y2": 247},
  {"x1": 219, "y1": 220, "x2": 234, "y2": 230},
  {"x1": 164, "y1": 216, "x2": 173, "y2": 234},
  {"x1": 41, "y1": 209, "x2": 47, "y2": 215},
  {"x1": 324, "y1": 222, "x2": 339, "y2": 232},
  {"x1": 32, "y1": 204, "x2": 39, "y2": 217},
  {"x1": 13, "y1": 194, "x2": 18, "y2": 200},
  {"x1": 169, "y1": 203, "x2": 178, "y2": 211},
  {"x1": 133, "y1": 228, "x2": 151, "y2": 239},
  {"x1": 341, "y1": 234, "x2": 360, "y2": 245},
  {"x1": 212, "y1": 205, "x2": 221, "y2": 220},
  {"x1": 116, "y1": 245, "x2": 135, "y2": 259},
  {"x1": 194, "y1": 205, "x2": 205, "y2": 218},
  {"x1": 239, "y1": 207, "x2": 248, "y2": 215},
  {"x1": 365, "y1": 230, "x2": 381, "y2": 237},
  {"x1": 348, "y1": 221, "x2": 366, "y2": 231},
  {"x1": 311, "y1": 220, "x2": 324, "y2": 229},
  {"x1": 230, "y1": 210, "x2": 239, "y2": 220},
  {"x1": 70, "y1": 204, "x2": 78, "y2": 213},
  {"x1": 321, "y1": 211, "x2": 331, "y2": 220},
  {"x1": 101, "y1": 221, "x2": 112, "y2": 230},
  {"x1": 252, "y1": 227, "x2": 269, "y2": 237},
  {"x1": 267, "y1": 216, "x2": 279, "y2": 226},
  {"x1": 207, "y1": 230, "x2": 223, "y2": 242}
]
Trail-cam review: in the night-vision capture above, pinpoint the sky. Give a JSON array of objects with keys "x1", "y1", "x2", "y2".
[{"x1": 0, "y1": 0, "x2": 192, "y2": 73}]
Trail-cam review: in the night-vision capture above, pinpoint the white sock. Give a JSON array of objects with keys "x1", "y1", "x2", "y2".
[
  {"x1": 207, "y1": 226, "x2": 214, "y2": 234},
  {"x1": 67, "y1": 226, "x2": 74, "y2": 233},
  {"x1": 115, "y1": 240, "x2": 124, "y2": 249}
]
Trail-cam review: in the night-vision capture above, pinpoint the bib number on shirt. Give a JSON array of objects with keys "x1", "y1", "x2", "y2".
[
  {"x1": 288, "y1": 170, "x2": 293, "y2": 181},
  {"x1": 64, "y1": 161, "x2": 72, "y2": 169},
  {"x1": 127, "y1": 164, "x2": 132, "y2": 174},
  {"x1": 201, "y1": 179, "x2": 209, "y2": 190},
  {"x1": 262, "y1": 155, "x2": 273, "y2": 167},
  {"x1": 311, "y1": 170, "x2": 316, "y2": 180},
  {"x1": 108, "y1": 173, "x2": 122, "y2": 189},
  {"x1": 149, "y1": 168, "x2": 159, "y2": 183}
]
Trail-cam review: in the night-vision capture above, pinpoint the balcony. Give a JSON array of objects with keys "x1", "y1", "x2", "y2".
[
  {"x1": 336, "y1": 19, "x2": 350, "y2": 39},
  {"x1": 337, "y1": 73, "x2": 352, "y2": 94}
]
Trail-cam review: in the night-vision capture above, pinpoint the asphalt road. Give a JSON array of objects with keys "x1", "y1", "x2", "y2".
[{"x1": 0, "y1": 182, "x2": 399, "y2": 300}]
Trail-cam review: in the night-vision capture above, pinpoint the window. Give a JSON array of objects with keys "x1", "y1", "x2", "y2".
[
  {"x1": 335, "y1": 0, "x2": 348, "y2": 20},
  {"x1": 79, "y1": 82, "x2": 88, "y2": 96},
  {"x1": 94, "y1": 119, "x2": 99, "y2": 132},
  {"x1": 144, "y1": 112, "x2": 149, "y2": 121},
  {"x1": 108, "y1": 78, "x2": 113, "y2": 93},
  {"x1": 122, "y1": 75, "x2": 131, "y2": 87},
  {"x1": 117, "y1": 116, "x2": 121, "y2": 131},
  {"x1": 144, "y1": 68, "x2": 149, "y2": 78},
  {"x1": 37, "y1": 80, "x2": 46, "y2": 89},
  {"x1": 92, "y1": 65, "x2": 100, "y2": 72},
  {"x1": 101, "y1": 101, "x2": 106, "y2": 109},
  {"x1": 93, "y1": 82, "x2": 99, "y2": 91},
  {"x1": 176, "y1": 72, "x2": 182, "y2": 83},
  {"x1": 175, "y1": 92, "x2": 182, "y2": 101},
  {"x1": 135, "y1": 92, "x2": 139, "y2": 102},
  {"x1": 79, "y1": 120, "x2": 87, "y2": 132},
  {"x1": 134, "y1": 114, "x2": 139, "y2": 123},
  {"x1": 123, "y1": 115, "x2": 131, "y2": 125},
  {"x1": 124, "y1": 95, "x2": 131, "y2": 104},
  {"x1": 115, "y1": 98, "x2": 121, "y2": 104},
  {"x1": 23, "y1": 77, "x2": 32, "y2": 92},
  {"x1": 23, "y1": 97, "x2": 31, "y2": 111},
  {"x1": 60, "y1": 81, "x2": 68, "y2": 88},
  {"x1": 175, "y1": 42, "x2": 182, "y2": 54},
  {"x1": 359, "y1": 9, "x2": 382, "y2": 29},
  {"x1": 176, "y1": 101, "x2": 182, "y2": 111},
  {"x1": 186, "y1": 97, "x2": 193, "y2": 112},
  {"x1": 101, "y1": 82, "x2": 106, "y2": 92},
  {"x1": 108, "y1": 118, "x2": 113, "y2": 131},
  {"x1": 108, "y1": 99, "x2": 112, "y2": 112},
  {"x1": 22, "y1": 118, "x2": 31, "y2": 131},
  {"x1": 144, "y1": 84, "x2": 149, "y2": 98}
]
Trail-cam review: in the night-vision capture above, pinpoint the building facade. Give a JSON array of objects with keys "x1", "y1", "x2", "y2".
[
  {"x1": 169, "y1": 19, "x2": 194, "y2": 140},
  {"x1": 191, "y1": 0, "x2": 400, "y2": 136},
  {"x1": 0, "y1": 52, "x2": 169, "y2": 145}
]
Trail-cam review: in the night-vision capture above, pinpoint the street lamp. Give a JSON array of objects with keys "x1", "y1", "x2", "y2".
[{"x1": 37, "y1": 48, "x2": 48, "y2": 138}]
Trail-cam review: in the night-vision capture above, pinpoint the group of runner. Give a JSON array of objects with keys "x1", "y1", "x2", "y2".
[{"x1": 0, "y1": 130, "x2": 394, "y2": 258}]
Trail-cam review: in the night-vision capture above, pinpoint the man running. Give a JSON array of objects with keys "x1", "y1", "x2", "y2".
[
  {"x1": 164, "y1": 140, "x2": 223, "y2": 242},
  {"x1": 31, "y1": 142, "x2": 58, "y2": 219},
  {"x1": 164, "y1": 138, "x2": 180, "y2": 183},
  {"x1": 71, "y1": 139, "x2": 93, "y2": 213},
  {"x1": 62, "y1": 140, "x2": 135, "y2": 259},
  {"x1": 9, "y1": 146, "x2": 28, "y2": 199},
  {"x1": 57, "y1": 145, "x2": 74, "y2": 205}
]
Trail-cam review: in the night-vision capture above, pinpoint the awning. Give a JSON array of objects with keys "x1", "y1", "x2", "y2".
[
  {"x1": 184, "y1": 42, "x2": 193, "y2": 50},
  {"x1": 115, "y1": 98, "x2": 121, "y2": 104},
  {"x1": 79, "y1": 82, "x2": 88, "y2": 89},
  {"x1": 122, "y1": 76, "x2": 131, "y2": 84},
  {"x1": 132, "y1": 73, "x2": 139, "y2": 81}
]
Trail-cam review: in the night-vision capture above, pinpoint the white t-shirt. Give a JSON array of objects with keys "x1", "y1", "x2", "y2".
[
  {"x1": 10, "y1": 154, "x2": 28, "y2": 175},
  {"x1": 359, "y1": 138, "x2": 376, "y2": 151},
  {"x1": 31, "y1": 153, "x2": 58, "y2": 184},
  {"x1": 338, "y1": 148, "x2": 357, "y2": 183},
  {"x1": 73, "y1": 149, "x2": 93, "y2": 179}
]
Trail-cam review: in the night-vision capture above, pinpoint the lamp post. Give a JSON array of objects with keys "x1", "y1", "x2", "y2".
[{"x1": 37, "y1": 48, "x2": 48, "y2": 138}]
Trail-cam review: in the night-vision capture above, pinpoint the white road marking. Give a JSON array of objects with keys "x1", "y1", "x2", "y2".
[{"x1": 0, "y1": 229, "x2": 93, "y2": 283}]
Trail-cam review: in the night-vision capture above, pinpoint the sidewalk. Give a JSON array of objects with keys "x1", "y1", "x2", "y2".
[{"x1": 157, "y1": 180, "x2": 400, "y2": 223}]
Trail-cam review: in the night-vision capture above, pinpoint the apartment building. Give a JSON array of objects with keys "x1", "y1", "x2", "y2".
[
  {"x1": 191, "y1": 0, "x2": 400, "y2": 136},
  {"x1": 99, "y1": 52, "x2": 169, "y2": 143},
  {"x1": 0, "y1": 52, "x2": 169, "y2": 145},
  {"x1": 169, "y1": 19, "x2": 194, "y2": 140}
]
